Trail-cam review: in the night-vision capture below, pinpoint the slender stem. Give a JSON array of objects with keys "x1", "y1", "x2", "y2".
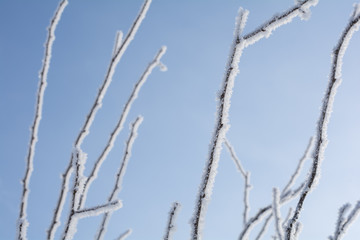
[
  {"x1": 17, "y1": 1, "x2": 68, "y2": 240},
  {"x1": 116, "y1": 229, "x2": 133, "y2": 240},
  {"x1": 286, "y1": 11, "x2": 360, "y2": 240},
  {"x1": 48, "y1": 1, "x2": 152, "y2": 238},
  {"x1": 79, "y1": 46, "x2": 166, "y2": 210},
  {"x1": 191, "y1": 8, "x2": 249, "y2": 240},
  {"x1": 164, "y1": 202, "x2": 181, "y2": 240},
  {"x1": 95, "y1": 117, "x2": 143, "y2": 240}
]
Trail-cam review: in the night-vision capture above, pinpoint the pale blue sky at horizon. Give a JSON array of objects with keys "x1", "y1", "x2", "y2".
[{"x1": 1, "y1": 0, "x2": 360, "y2": 239}]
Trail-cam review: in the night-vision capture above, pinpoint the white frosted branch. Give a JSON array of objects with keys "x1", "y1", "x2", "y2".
[
  {"x1": 95, "y1": 117, "x2": 143, "y2": 240},
  {"x1": 243, "y1": 0, "x2": 318, "y2": 47},
  {"x1": 74, "y1": 200, "x2": 122, "y2": 219},
  {"x1": 224, "y1": 139, "x2": 252, "y2": 226},
  {"x1": 116, "y1": 229, "x2": 133, "y2": 240},
  {"x1": 112, "y1": 31, "x2": 123, "y2": 57},
  {"x1": 281, "y1": 137, "x2": 314, "y2": 198},
  {"x1": 329, "y1": 201, "x2": 360, "y2": 240},
  {"x1": 272, "y1": 188, "x2": 284, "y2": 240},
  {"x1": 79, "y1": 46, "x2": 166, "y2": 209},
  {"x1": 255, "y1": 213, "x2": 272, "y2": 240},
  {"x1": 17, "y1": 1, "x2": 68, "y2": 240},
  {"x1": 48, "y1": 1, "x2": 152, "y2": 238},
  {"x1": 163, "y1": 202, "x2": 181, "y2": 240},
  {"x1": 191, "y1": 8, "x2": 249, "y2": 240},
  {"x1": 286, "y1": 8, "x2": 360, "y2": 240}
]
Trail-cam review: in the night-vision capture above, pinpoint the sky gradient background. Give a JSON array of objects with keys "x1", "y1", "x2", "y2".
[{"x1": 1, "y1": 0, "x2": 360, "y2": 239}]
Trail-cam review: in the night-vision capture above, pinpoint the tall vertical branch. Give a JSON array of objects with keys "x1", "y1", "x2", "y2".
[
  {"x1": 47, "y1": 1, "x2": 152, "y2": 239},
  {"x1": 95, "y1": 117, "x2": 143, "y2": 240},
  {"x1": 286, "y1": 7, "x2": 360, "y2": 240},
  {"x1": 79, "y1": 46, "x2": 167, "y2": 209},
  {"x1": 191, "y1": 8, "x2": 249, "y2": 240},
  {"x1": 17, "y1": 1, "x2": 68, "y2": 239}
]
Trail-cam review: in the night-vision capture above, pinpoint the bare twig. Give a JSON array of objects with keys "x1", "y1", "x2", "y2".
[
  {"x1": 17, "y1": 1, "x2": 68, "y2": 239},
  {"x1": 164, "y1": 202, "x2": 181, "y2": 240},
  {"x1": 191, "y1": 8, "x2": 249, "y2": 240},
  {"x1": 79, "y1": 46, "x2": 166, "y2": 210},
  {"x1": 286, "y1": 7, "x2": 360, "y2": 240},
  {"x1": 48, "y1": 1, "x2": 153, "y2": 238},
  {"x1": 95, "y1": 117, "x2": 143, "y2": 240}
]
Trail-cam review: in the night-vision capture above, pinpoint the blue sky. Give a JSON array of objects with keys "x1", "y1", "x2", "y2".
[{"x1": 1, "y1": 0, "x2": 360, "y2": 239}]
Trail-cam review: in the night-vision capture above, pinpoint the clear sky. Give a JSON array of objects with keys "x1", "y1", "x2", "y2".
[{"x1": 1, "y1": 0, "x2": 360, "y2": 239}]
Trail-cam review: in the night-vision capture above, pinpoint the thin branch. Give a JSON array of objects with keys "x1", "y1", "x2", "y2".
[
  {"x1": 286, "y1": 9, "x2": 360, "y2": 240},
  {"x1": 329, "y1": 201, "x2": 360, "y2": 240},
  {"x1": 272, "y1": 188, "x2": 284, "y2": 240},
  {"x1": 281, "y1": 137, "x2": 314, "y2": 198},
  {"x1": 224, "y1": 139, "x2": 252, "y2": 226},
  {"x1": 191, "y1": 8, "x2": 249, "y2": 240},
  {"x1": 74, "y1": 200, "x2": 122, "y2": 219},
  {"x1": 116, "y1": 229, "x2": 133, "y2": 240},
  {"x1": 17, "y1": 1, "x2": 68, "y2": 240},
  {"x1": 48, "y1": 1, "x2": 152, "y2": 238},
  {"x1": 243, "y1": 0, "x2": 318, "y2": 48},
  {"x1": 79, "y1": 46, "x2": 166, "y2": 210},
  {"x1": 164, "y1": 202, "x2": 181, "y2": 240},
  {"x1": 95, "y1": 117, "x2": 144, "y2": 240},
  {"x1": 255, "y1": 213, "x2": 272, "y2": 240}
]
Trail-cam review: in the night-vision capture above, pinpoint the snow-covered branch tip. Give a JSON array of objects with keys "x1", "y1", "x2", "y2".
[
  {"x1": 286, "y1": 7, "x2": 360, "y2": 240},
  {"x1": 95, "y1": 116, "x2": 143, "y2": 240},
  {"x1": 116, "y1": 229, "x2": 133, "y2": 240},
  {"x1": 243, "y1": 0, "x2": 318, "y2": 47},
  {"x1": 79, "y1": 45, "x2": 166, "y2": 210},
  {"x1": 17, "y1": 1, "x2": 68, "y2": 240},
  {"x1": 329, "y1": 201, "x2": 360, "y2": 240},
  {"x1": 164, "y1": 202, "x2": 181, "y2": 240},
  {"x1": 74, "y1": 200, "x2": 122, "y2": 219},
  {"x1": 48, "y1": 1, "x2": 153, "y2": 238},
  {"x1": 191, "y1": 8, "x2": 248, "y2": 240}
]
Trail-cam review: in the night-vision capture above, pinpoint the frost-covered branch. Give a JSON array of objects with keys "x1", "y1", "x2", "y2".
[
  {"x1": 48, "y1": 1, "x2": 152, "y2": 238},
  {"x1": 17, "y1": 1, "x2": 68, "y2": 239},
  {"x1": 272, "y1": 188, "x2": 284, "y2": 240},
  {"x1": 224, "y1": 139, "x2": 252, "y2": 226},
  {"x1": 60, "y1": 200, "x2": 122, "y2": 240},
  {"x1": 191, "y1": 8, "x2": 249, "y2": 240},
  {"x1": 329, "y1": 201, "x2": 360, "y2": 240},
  {"x1": 164, "y1": 202, "x2": 181, "y2": 240},
  {"x1": 281, "y1": 137, "x2": 314, "y2": 197},
  {"x1": 116, "y1": 229, "x2": 133, "y2": 240},
  {"x1": 95, "y1": 117, "x2": 143, "y2": 240},
  {"x1": 286, "y1": 7, "x2": 360, "y2": 240},
  {"x1": 243, "y1": 0, "x2": 318, "y2": 48},
  {"x1": 255, "y1": 213, "x2": 272, "y2": 240},
  {"x1": 79, "y1": 46, "x2": 166, "y2": 210}
]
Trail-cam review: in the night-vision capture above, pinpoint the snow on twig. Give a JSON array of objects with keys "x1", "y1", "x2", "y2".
[
  {"x1": 243, "y1": 0, "x2": 318, "y2": 48},
  {"x1": 17, "y1": 1, "x2": 68, "y2": 239},
  {"x1": 79, "y1": 46, "x2": 166, "y2": 209},
  {"x1": 255, "y1": 213, "x2": 272, "y2": 240},
  {"x1": 224, "y1": 139, "x2": 252, "y2": 226},
  {"x1": 281, "y1": 137, "x2": 314, "y2": 198},
  {"x1": 272, "y1": 188, "x2": 284, "y2": 240},
  {"x1": 164, "y1": 202, "x2": 181, "y2": 240},
  {"x1": 286, "y1": 7, "x2": 360, "y2": 240},
  {"x1": 95, "y1": 117, "x2": 143, "y2": 240},
  {"x1": 116, "y1": 229, "x2": 133, "y2": 240},
  {"x1": 191, "y1": 8, "x2": 249, "y2": 240},
  {"x1": 48, "y1": 1, "x2": 152, "y2": 238},
  {"x1": 329, "y1": 201, "x2": 360, "y2": 240}
]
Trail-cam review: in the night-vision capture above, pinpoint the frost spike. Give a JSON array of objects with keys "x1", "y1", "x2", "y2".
[
  {"x1": 17, "y1": 1, "x2": 68, "y2": 239},
  {"x1": 116, "y1": 229, "x2": 133, "y2": 240},
  {"x1": 286, "y1": 8, "x2": 360, "y2": 240}
]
